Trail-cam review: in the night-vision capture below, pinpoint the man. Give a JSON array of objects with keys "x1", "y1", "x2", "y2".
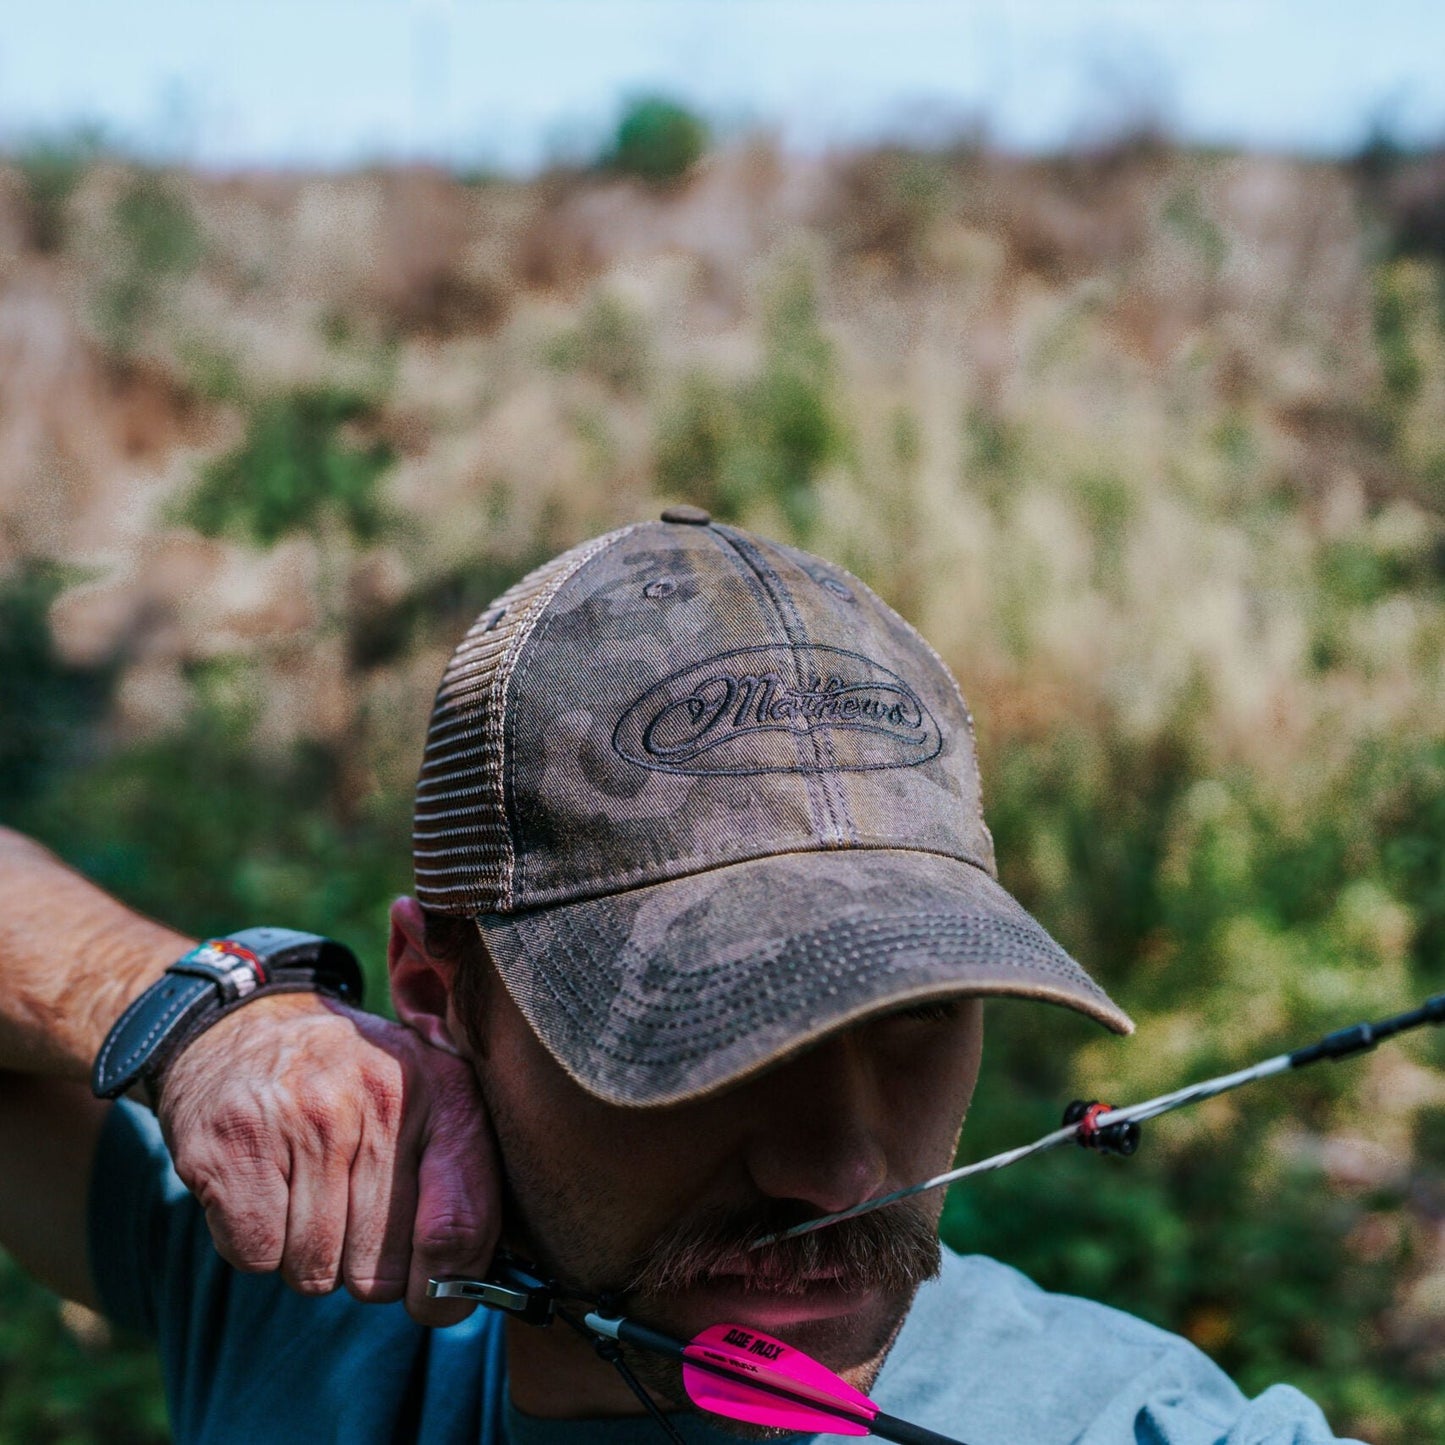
[{"x1": 0, "y1": 510, "x2": 1352, "y2": 1442}]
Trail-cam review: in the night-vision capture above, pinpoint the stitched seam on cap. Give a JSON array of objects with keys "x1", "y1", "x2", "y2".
[
  {"x1": 710, "y1": 525, "x2": 848, "y2": 846},
  {"x1": 751, "y1": 533, "x2": 860, "y2": 846},
  {"x1": 500, "y1": 839, "x2": 994, "y2": 911},
  {"x1": 538, "y1": 913, "x2": 1107, "y2": 1068},
  {"x1": 715, "y1": 527, "x2": 843, "y2": 839},
  {"x1": 705, "y1": 526, "x2": 826, "y2": 825}
]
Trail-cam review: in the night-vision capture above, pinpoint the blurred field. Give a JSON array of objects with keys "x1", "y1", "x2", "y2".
[{"x1": 1, "y1": 118, "x2": 1444, "y2": 1441}]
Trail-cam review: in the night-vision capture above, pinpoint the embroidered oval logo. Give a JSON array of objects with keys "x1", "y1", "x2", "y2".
[{"x1": 612, "y1": 645, "x2": 942, "y2": 775}]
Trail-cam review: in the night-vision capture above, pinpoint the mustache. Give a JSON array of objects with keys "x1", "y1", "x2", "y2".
[{"x1": 620, "y1": 1199, "x2": 941, "y2": 1300}]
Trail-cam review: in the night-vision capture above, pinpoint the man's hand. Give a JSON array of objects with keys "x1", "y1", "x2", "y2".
[{"x1": 159, "y1": 992, "x2": 499, "y2": 1326}]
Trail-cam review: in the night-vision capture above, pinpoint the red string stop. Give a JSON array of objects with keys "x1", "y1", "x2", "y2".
[{"x1": 1062, "y1": 1100, "x2": 1141, "y2": 1156}]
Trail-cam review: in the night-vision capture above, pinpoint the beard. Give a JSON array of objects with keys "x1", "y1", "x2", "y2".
[
  {"x1": 477, "y1": 1063, "x2": 945, "y2": 1437},
  {"x1": 608, "y1": 1197, "x2": 942, "y2": 1429},
  {"x1": 501, "y1": 1168, "x2": 941, "y2": 1426}
]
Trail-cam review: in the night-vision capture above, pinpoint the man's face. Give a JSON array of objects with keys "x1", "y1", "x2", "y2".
[{"x1": 454, "y1": 969, "x2": 984, "y2": 1400}]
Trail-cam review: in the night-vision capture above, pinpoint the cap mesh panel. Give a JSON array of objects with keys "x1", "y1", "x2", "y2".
[{"x1": 412, "y1": 526, "x2": 633, "y2": 913}]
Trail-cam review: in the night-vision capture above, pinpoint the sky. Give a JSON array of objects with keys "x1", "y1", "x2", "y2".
[{"x1": 2, "y1": 0, "x2": 1445, "y2": 171}]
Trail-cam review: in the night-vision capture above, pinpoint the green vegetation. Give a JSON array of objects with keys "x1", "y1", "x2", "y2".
[
  {"x1": 176, "y1": 387, "x2": 396, "y2": 547},
  {"x1": 832, "y1": 150, "x2": 952, "y2": 275},
  {"x1": 11, "y1": 126, "x2": 104, "y2": 253},
  {"x1": 23, "y1": 676, "x2": 408, "y2": 1002},
  {"x1": 656, "y1": 264, "x2": 845, "y2": 536},
  {"x1": 4, "y1": 139, "x2": 1445, "y2": 1444},
  {"x1": 96, "y1": 172, "x2": 204, "y2": 355},
  {"x1": 1162, "y1": 183, "x2": 1228, "y2": 274},
  {"x1": 962, "y1": 403, "x2": 1026, "y2": 513},
  {"x1": 604, "y1": 95, "x2": 709, "y2": 186},
  {"x1": 1374, "y1": 261, "x2": 1425, "y2": 411},
  {"x1": 0, "y1": 1266, "x2": 166, "y2": 1445},
  {"x1": 544, "y1": 292, "x2": 652, "y2": 393},
  {"x1": 1073, "y1": 469, "x2": 1135, "y2": 590},
  {"x1": 0, "y1": 562, "x2": 113, "y2": 814}
]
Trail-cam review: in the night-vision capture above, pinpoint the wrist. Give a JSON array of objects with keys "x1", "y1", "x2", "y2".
[
  {"x1": 91, "y1": 930, "x2": 365, "y2": 1105},
  {"x1": 2, "y1": 926, "x2": 188, "y2": 1086},
  {"x1": 84, "y1": 931, "x2": 193, "y2": 1081}
]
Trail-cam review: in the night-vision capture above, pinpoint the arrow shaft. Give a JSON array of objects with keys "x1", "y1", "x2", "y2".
[
  {"x1": 756, "y1": 996, "x2": 1445, "y2": 1247},
  {"x1": 873, "y1": 1411, "x2": 975, "y2": 1445}
]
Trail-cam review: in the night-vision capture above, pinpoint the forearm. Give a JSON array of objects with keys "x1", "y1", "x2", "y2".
[{"x1": 0, "y1": 827, "x2": 189, "y2": 1081}]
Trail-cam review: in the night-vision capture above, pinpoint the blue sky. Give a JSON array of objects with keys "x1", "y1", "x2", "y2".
[{"x1": 3, "y1": 1, "x2": 1444, "y2": 170}]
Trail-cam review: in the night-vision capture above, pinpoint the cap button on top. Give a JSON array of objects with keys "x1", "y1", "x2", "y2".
[{"x1": 660, "y1": 504, "x2": 712, "y2": 525}]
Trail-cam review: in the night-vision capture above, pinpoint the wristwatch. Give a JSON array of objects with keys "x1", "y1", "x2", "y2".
[{"x1": 91, "y1": 927, "x2": 365, "y2": 1103}]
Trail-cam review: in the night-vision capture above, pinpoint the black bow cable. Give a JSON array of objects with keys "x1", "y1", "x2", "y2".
[{"x1": 555, "y1": 1305, "x2": 688, "y2": 1445}]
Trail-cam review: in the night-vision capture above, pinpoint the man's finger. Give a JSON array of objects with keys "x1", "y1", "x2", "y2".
[
  {"x1": 280, "y1": 1145, "x2": 350, "y2": 1296},
  {"x1": 404, "y1": 1099, "x2": 500, "y2": 1325},
  {"x1": 192, "y1": 1154, "x2": 290, "y2": 1274},
  {"x1": 342, "y1": 1113, "x2": 414, "y2": 1304}
]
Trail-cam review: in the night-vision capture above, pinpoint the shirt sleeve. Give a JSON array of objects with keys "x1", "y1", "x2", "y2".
[
  {"x1": 881, "y1": 1253, "x2": 1363, "y2": 1445},
  {"x1": 1082, "y1": 1348, "x2": 1362, "y2": 1444},
  {"x1": 85, "y1": 1099, "x2": 443, "y2": 1445},
  {"x1": 86, "y1": 1097, "x2": 214, "y2": 1339}
]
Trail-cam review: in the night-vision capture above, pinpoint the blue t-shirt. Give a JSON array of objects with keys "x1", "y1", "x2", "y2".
[{"x1": 89, "y1": 1101, "x2": 1356, "y2": 1444}]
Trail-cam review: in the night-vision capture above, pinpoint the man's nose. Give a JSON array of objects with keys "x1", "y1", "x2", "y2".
[{"x1": 742, "y1": 1033, "x2": 889, "y2": 1214}]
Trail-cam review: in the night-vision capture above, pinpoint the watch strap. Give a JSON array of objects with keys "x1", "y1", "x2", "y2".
[{"x1": 91, "y1": 927, "x2": 364, "y2": 1102}]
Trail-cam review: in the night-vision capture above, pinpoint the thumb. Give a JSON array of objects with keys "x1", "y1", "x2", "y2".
[{"x1": 404, "y1": 1071, "x2": 502, "y2": 1326}]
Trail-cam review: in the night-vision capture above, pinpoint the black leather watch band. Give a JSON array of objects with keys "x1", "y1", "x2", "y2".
[{"x1": 91, "y1": 927, "x2": 364, "y2": 1103}]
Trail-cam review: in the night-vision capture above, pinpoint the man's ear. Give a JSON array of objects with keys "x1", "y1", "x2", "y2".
[{"x1": 388, "y1": 896, "x2": 464, "y2": 1056}]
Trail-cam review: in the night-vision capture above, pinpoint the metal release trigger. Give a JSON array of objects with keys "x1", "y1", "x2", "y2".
[{"x1": 427, "y1": 1253, "x2": 557, "y2": 1326}]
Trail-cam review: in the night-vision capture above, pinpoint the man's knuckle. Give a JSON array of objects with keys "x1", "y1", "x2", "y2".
[
  {"x1": 414, "y1": 1213, "x2": 487, "y2": 1259},
  {"x1": 356, "y1": 1131, "x2": 394, "y2": 1171},
  {"x1": 344, "y1": 1273, "x2": 407, "y2": 1303},
  {"x1": 210, "y1": 1219, "x2": 283, "y2": 1272},
  {"x1": 359, "y1": 1067, "x2": 403, "y2": 1132},
  {"x1": 209, "y1": 1105, "x2": 271, "y2": 1160},
  {"x1": 293, "y1": 1086, "x2": 356, "y2": 1153},
  {"x1": 286, "y1": 1270, "x2": 341, "y2": 1297}
]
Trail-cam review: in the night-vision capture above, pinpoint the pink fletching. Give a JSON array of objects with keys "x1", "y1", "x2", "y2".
[{"x1": 681, "y1": 1323, "x2": 877, "y2": 1436}]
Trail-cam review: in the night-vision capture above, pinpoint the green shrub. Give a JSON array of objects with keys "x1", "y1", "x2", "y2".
[
  {"x1": 544, "y1": 292, "x2": 651, "y2": 393},
  {"x1": 96, "y1": 172, "x2": 203, "y2": 353},
  {"x1": 1074, "y1": 469, "x2": 1136, "y2": 590},
  {"x1": 1374, "y1": 262, "x2": 1424, "y2": 409},
  {"x1": 29, "y1": 674, "x2": 408, "y2": 1003},
  {"x1": 176, "y1": 387, "x2": 395, "y2": 548},
  {"x1": 1374, "y1": 741, "x2": 1445, "y2": 987},
  {"x1": 962, "y1": 403, "x2": 1026, "y2": 513},
  {"x1": 0, "y1": 1257, "x2": 166, "y2": 1445},
  {"x1": 0, "y1": 561, "x2": 114, "y2": 818},
  {"x1": 831, "y1": 150, "x2": 951, "y2": 275},
  {"x1": 1161, "y1": 184, "x2": 1227, "y2": 273},
  {"x1": 655, "y1": 265, "x2": 844, "y2": 537},
  {"x1": 12, "y1": 127, "x2": 103, "y2": 253},
  {"x1": 606, "y1": 96, "x2": 709, "y2": 186}
]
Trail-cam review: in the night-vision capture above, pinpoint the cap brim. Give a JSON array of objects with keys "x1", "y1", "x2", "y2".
[{"x1": 477, "y1": 849, "x2": 1133, "y2": 1107}]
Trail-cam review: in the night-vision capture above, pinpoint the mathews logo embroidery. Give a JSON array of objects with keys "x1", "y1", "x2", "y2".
[{"x1": 613, "y1": 645, "x2": 942, "y2": 775}]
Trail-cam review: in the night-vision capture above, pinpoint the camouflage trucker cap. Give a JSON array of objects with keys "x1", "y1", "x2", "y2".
[{"x1": 414, "y1": 507, "x2": 1132, "y2": 1106}]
